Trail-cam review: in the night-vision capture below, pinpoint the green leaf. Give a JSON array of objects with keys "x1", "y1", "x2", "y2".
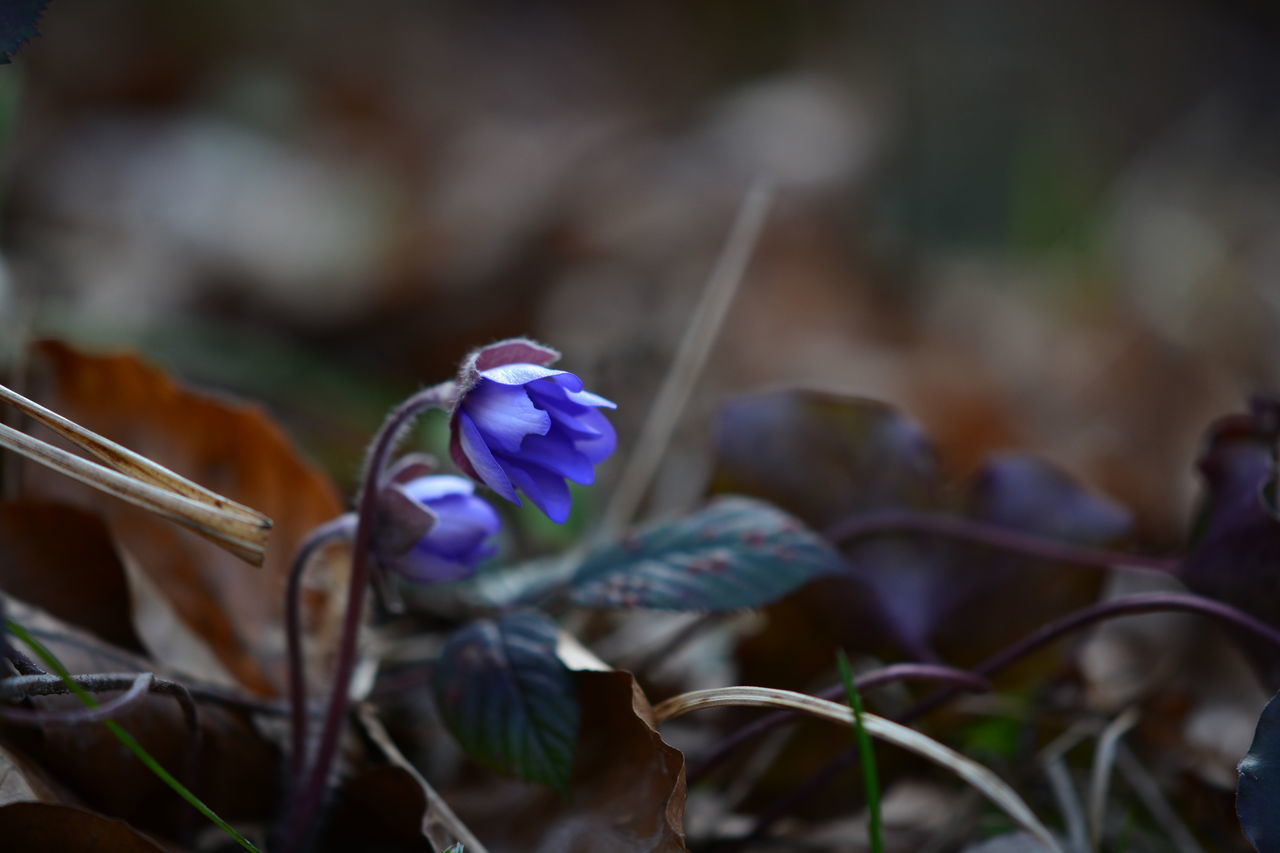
[
  {"x1": 433, "y1": 611, "x2": 578, "y2": 791},
  {"x1": 1239, "y1": 689, "x2": 1280, "y2": 850},
  {"x1": 571, "y1": 496, "x2": 845, "y2": 611}
]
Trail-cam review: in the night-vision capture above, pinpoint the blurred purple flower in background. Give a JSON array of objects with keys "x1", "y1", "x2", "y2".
[
  {"x1": 391, "y1": 474, "x2": 501, "y2": 583},
  {"x1": 449, "y1": 339, "x2": 616, "y2": 524}
]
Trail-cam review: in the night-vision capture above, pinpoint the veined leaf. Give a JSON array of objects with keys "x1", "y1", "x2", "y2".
[
  {"x1": 433, "y1": 611, "x2": 578, "y2": 791},
  {"x1": 1238, "y1": 689, "x2": 1280, "y2": 851},
  {"x1": 571, "y1": 497, "x2": 845, "y2": 611}
]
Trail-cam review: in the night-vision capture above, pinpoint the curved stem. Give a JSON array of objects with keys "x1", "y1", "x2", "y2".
[
  {"x1": 733, "y1": 592, "x2": 1280, "y2": 848},
  {"x1": 825, "y1": 509, "x2": 1179, "y2": 574},
  {"x1": 688, "y1": 663, "x2": 988, "y2": 786},
  {"x1": 285, "y1": 384, "x2": 453, "y2": 851},
  {"x1": 901, "y1": 591, "x2": 1280, "y2": 723},
  {"x1": 285, "y1": 514, "x2": 356, "y2": 779}
]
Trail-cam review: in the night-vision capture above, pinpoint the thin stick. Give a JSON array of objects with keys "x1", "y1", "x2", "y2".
[
  {"x1": 689, "y1": 663, "x2": 989, "y2": 785},
  {"x1": 1044, "y1": 757, "x2": 1088, "y2": 853},
  {"x1": 0, "y1": 383, "x2": 267, "y2": 526},
  {"x1": 655, "y1": 686, "x2": 1063, "y2": 852},
  {"x1": 598, "y1": 182, "x2": 773, "y2": 538},
  {"x1": 0, "y1": 419, "x2": 269, "y2": 564},
  {"x1": 1114, "y1": 743, "x2": 1203, "y2": 853},
  {"x1": 826, "y1": 509, "x2": 1179, "y2": 574},
  {"x1": 1088, "y1": 707, "x2": 1139, "y2": 852}
]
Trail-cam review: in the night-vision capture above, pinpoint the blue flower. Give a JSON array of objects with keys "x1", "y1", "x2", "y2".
[
  {"x1": 391, "y1": 474, "x2": 501, "y2": 583},
  {"x1": 449, "y1": 339, "x2": 616, "y2": 523}
]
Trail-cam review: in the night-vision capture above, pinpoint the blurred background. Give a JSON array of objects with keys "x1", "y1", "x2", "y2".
[{"x1": 2, "y1": 0, "x2": 1280, "y2": 548}]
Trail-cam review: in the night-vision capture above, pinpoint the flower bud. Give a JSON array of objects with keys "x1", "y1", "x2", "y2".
[{"x1": 448, "y1": 339, "x2": 616, "y2": 523}]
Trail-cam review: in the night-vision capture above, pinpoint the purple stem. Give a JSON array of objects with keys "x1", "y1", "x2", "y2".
[
  {"x1": 825, "y1": 509, "x2": 1179, "y2": 574},
  {"x1": 285, "y1": 514, "x2": 356, "y2": 779},
  {"x1": 900, "y1": 591, "x2": 1280, "y2": 723},
  {"x1": 284, "y1": 384, "x2": 453, "y2": 852},
  {"x1": 687, "y1": 663, "x2": 989, "y2": 786},
  {"x1": 731, "y1": 592, "x2": 1280, "y2": 849}
]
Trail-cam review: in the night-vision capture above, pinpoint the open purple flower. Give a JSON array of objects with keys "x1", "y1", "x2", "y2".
[
  {"x1": 449, "y1": 339, "x2": 616, "y2": 523},
  {"x1": 389, "y1": 474, "x2": 501, "y2": 583}
]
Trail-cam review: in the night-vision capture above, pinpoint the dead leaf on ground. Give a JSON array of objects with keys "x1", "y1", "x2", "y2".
[
  {"x1": 20, "y1": 339, "x2": 348, "y2": 696},
  {"x1": 0, "y1": 501, "x2": 146, "y2": 655},
  {"x1": 0, "y1": 597, "x2": 284, "y2": 845},
  {"x1": 320, "y1": 765, "x2": 435, "y2": 853},
  {"x1": 0, "y1": 801, "x2": 167, "y2": 851}
]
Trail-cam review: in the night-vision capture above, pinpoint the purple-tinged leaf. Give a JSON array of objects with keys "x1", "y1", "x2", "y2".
[
  {"x1": 1179, "y1": 398, "x2": 1280, "y2": 685},
  {"x1": 711, "y1": 390, "x2": 1130, "y2": 668},
  {"x1": 1238, "y1": 689, "x2": 1280, "y2": 851},
  {"x1": 712, "y1": 390, "x2": 938, "y2": 529},
  {"x1": 432, "y1": 611, "x2": 578, "y2": 791},
  {"x1": 571, "y1": 497, "x2": 845, "y2": 611}
]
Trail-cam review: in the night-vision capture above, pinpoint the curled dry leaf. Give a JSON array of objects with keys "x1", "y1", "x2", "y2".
[
  {"x1": 20, "y1": 340, "x2": 347, "y2": 696},
  {"x1": 448, "y1": 670, "x2": 687, "y2": 853},
  {"x1": 713, "y1": 390, "x2": 1127, "y2": 669}
]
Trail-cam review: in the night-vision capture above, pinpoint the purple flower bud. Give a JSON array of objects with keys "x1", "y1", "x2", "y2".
[
  {"x1": 449, "y1": 339, "x2": 616, "y2": 523},
  {"x1": 389, "y1": 475, "x2": 501, "y2": 583}
]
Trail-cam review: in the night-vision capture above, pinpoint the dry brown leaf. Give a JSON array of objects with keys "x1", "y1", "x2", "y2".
[
  {"x1": 0, "y1": 801, "x2": 168, "y2": 851},
  {"x1": 20, "y1": 340, "x2": 348, "y2": 696},
  {"x1": 0, "y1": 501, "x2": 146, "y2": 655},
  {"x1": 0, "y1": 599, "x2": 284, "y2": 845}
]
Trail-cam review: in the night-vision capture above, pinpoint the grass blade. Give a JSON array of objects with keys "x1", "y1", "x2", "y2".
[{"x1": 837, "y1": 651, "x2": 883, "y2": 853}]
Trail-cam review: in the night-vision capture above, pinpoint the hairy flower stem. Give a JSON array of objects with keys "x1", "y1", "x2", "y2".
[
  {"x1": 285, "y1": 514, "x2": 355, "y2": 778},
  {"x1": 731, "y1": 592, "x2": 1280, "y2": 849},
  {"x1": 825, "y1": 509, "x2": 1179, "y2": 574},
  {"x1": 687, "y1": 664, "x2": 988, "y2": 786},
  {"x1": 285, "y1": 384, "x2": 453, "y2": 852}
]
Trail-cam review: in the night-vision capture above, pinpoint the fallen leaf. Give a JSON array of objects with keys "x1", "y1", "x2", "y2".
[
  {"x1": 713, "y1": 390, "x2": 1127, "y2": 667},
  {"x1": 0, "y1": 501, "x2": 145, "y2": 654},
  {"x1": 1, "y1": 597, "x2": 284, "y2": 845},
  {"x1": 21, "y1": 339, "x2": 348, "y2": 696},
  {"x1": 0, "y1": 801, "x2": 167, "y2": 851},
  {"x1": 319, "y1": 765, "x2": 435, "y2": 853}
]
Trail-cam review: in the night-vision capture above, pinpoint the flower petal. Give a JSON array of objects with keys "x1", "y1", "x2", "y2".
[
  {"x1": 515, "y1": 431, "x2": 595, "y2": 484},
  {"x1": 417, "y1": 493, "x2": 501, "y2": 557},
  {"x1": 479, "y1": 364, "x2": 570, "y2": 386},
  {"x1": 457, "y1": 411, "x2": 519, "y2": 503},
  {"x1": 566, "y1": 388, "x2": 616, "y2": 409},
  {"x1": 462, "y1": 379, "x2": 551, "y2": 454},
  {"x1": 506, "y1": 463, "x2": 573, "y2": 523},
  {"x1": 573, "y1": 407, "x2": 617, "y2": 463},
  {"x1": 401, "y1": 473, "x2": 475, "y2": 502},
  {"x1": 393, "y1": 552, "x2": 475, "y2": 583}
]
